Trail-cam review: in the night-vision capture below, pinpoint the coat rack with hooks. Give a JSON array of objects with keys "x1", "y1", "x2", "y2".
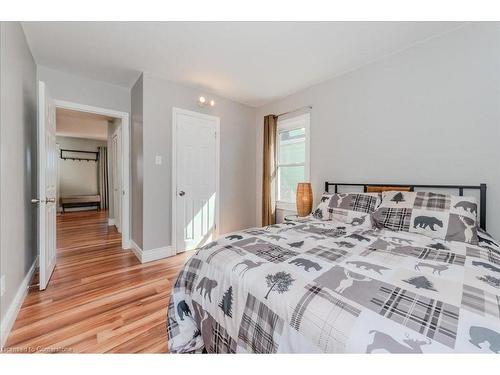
[{"x1": 60, "y1": 149, "x2": 99, "y2": 162}]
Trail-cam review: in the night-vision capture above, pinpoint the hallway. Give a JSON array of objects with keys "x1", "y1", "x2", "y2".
[{"x1": 4, "y1": 210, "x2": 191, "y2": 353}]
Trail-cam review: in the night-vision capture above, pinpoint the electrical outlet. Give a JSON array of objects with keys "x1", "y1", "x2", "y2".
[
  {"x1": 0, "y1": 275, "x2": 5, "y2": 297},
  {"x1": 155, "y1": 155, "x2": 162, "y2": 165}
]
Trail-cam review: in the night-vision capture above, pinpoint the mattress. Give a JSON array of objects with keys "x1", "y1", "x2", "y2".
[{"x1": 167, "y1": 217, "x2": 500, "y2": 353}]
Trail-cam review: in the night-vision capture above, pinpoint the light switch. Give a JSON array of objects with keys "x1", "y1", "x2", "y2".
[{"x1": 155, "y1": 155, "x2": 162, "y2": 165}]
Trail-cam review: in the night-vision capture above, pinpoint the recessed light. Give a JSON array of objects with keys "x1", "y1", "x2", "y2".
[{"x1": 198, "y1": 96, "x2": 215, "y2": 108}]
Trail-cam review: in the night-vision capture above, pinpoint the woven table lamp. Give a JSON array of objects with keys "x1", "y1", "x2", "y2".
[{"x1": 296, "y1": 183, "x2": 313, "y2": 217}]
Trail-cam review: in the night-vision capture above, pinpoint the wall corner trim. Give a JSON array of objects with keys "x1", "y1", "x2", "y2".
[
  {"x1": 0, "y1": 256, "x2": 38, "y2": 349},
  {"x1": 129, "y1": 240, "x2": 175, "y2": 263}
]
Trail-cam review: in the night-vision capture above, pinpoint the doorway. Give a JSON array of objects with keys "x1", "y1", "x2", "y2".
[
  {"x1": 172, "y1": 108, "x2": 220, "y2": 253},
  {"x1": 54, "y1": 99, "x2": 130, "y2": 252}
]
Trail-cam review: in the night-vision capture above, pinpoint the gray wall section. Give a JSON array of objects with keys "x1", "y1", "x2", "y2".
[
  {"x1": 37, "y1": 65, "x2": 131, "y2": 113},
  {"x1": 135, "y1": 73, "x2": 257, "y2": 251},
  {"x1": 0, "y1": 22, "x2": 37, "y2": 327},
  {"x1": 130, "y1": 74, "x2": 144, "y2": 249},
  {"x1": 256, "y1": 22, "x2": 500, "y2": 239}
]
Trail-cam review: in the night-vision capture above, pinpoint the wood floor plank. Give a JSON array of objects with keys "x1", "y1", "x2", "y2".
[{"x1": 4, "y1": 210, "x2": 192, "y2": 353}]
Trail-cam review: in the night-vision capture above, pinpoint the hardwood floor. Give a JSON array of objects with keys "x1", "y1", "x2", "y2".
[{"x1": 4, "y1": 210, "x2": 192, "y2": 353}]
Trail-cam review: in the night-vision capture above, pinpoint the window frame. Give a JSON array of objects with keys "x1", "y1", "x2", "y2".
[{"x1": 275, "y1": 112, "x2": 310, "y2": 211}]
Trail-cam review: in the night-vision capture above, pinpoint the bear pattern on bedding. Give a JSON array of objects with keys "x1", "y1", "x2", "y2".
[{"x1": 167, "y1": 217, "x2": 500, "y2": 353}]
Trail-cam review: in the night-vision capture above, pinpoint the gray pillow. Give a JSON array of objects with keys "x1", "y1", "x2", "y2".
[{"x1": 313, "y1": 192, "x2": 380, "y2": 228}]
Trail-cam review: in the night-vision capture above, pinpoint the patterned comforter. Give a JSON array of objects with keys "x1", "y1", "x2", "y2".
[{"x1": 167, "y1": 217, "x2": 500, "y2": 353}]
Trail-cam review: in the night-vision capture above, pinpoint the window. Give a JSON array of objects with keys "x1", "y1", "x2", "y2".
[{"x1": 276, "y1": 113, "x2": 310, "y2": 211}]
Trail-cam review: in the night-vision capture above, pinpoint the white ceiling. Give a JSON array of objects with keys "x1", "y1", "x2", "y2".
[
  {"x1": 23, "y1": 22, "x2": 465, "y2": 107},
  {"x1": 56, "y1": 108, "x2": 115, "y2": 140}
]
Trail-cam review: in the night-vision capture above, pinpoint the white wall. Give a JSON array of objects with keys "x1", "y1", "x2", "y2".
[
  {"x1": 57, "y1": 136, "x2": 106, "y2": 199},
  {"x1": 130, "y1": 73, "x2": 257, "y2": 251},
  {"x1": 37, "y1": 65, "x2": 131, "y2": 113},
  {"x1": 0, "y1": 22, "x2": 37, "y2": 343},
  {"x1": 256, "y1": 23, "x2": 500, "y2": 238}
]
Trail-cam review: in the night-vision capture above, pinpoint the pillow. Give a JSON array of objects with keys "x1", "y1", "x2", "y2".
[
  {"x1": 313, "y1": 192, "x2": 381, "y2": 228},
  {"x1": 371, "y1": 191, "x2": 479, "y2": 244},
  {"x1": 312, "y1": 193, "x2": 333, "y2": 220},
  {"x1": 477, "y1": 228, "x2": 500, "y2": 251}
]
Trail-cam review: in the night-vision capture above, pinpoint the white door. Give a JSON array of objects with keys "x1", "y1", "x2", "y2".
[
  {"x1": 36, "y1": 81, "x2": 57, "y2": 290},
  {"x1": 111, "y1": 128, "x2": 122, "y2": 233},
  {"x1": 173, "y1": 108, "x2": 219, "y2": 252}
]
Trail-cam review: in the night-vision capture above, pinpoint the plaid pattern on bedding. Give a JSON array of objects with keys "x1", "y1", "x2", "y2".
[
  {"x1": 210, "y1": 321, "x2": 237, "y2": 353},
  {"x1": 373, "y1": 207, "x2": 412, "y2": 232},
  {"x1": 290, "y1": 284, "x2": 361, "y2": 352},
  {"x1": 371, "y1": 286, "x2": 459, "y2": 348},
  {"x1": 306, "y1": 246, "x2": 348, "y2": 263},
  {"x1": 237, "y1": 294, "x2": 284, "y2": 353},
  {"x1": 167, "y1": 299, "x2": 180, "y2": 339},
  {"x1": 361, "y1": 245, "x2": 466, "y2": 266},
  {"x1": 174, "y1": 258, "x2": 203, "y2": 293},
  {"x1": 350, "y1": 194, "x2": 380, "y2": 213},
  {"x1": 414, "y1": 192, "x2": 451, "y2": 211},
  {"x1": 461, "y1": 284, "x2": 500, "y2": 319},
  {"x1": 167, "y1": 216, "x2": 500, "y2": 354},
  {"x1": 466, "y1": 246, "x2": 500, "y2": 265}
]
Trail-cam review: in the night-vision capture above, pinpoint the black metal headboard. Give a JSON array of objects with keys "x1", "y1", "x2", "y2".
[{"x1": 324, "y1": 182, "x2": 487, "y2": 231}]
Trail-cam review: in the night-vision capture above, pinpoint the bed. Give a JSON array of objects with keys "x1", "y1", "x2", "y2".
[{"x1": 167, "y1": 182, "x2": 500, "y2": 353}]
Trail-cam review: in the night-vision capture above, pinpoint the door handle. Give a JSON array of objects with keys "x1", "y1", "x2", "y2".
[
  {"x1": 178, "y1": 191, "x2": 185, "y2": 197},
  {"x1": 32, "y1": 198, "x2": 56, "y2": 204}
]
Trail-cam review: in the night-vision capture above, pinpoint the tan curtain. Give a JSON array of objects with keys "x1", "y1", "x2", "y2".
[
  {"x1": 98, "y1": 146, "x2": 109, "y2": 210},
  {"x1": 262, "y1": 115, "x2": 277, "y2": 226}
]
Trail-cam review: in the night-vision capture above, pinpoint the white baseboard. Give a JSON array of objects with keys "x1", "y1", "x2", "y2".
[
  {"x1": 108, "y1": 218, "x2": 116, "y2": 226},
  {"x1": 130, "y1": 240, "x2": 142, "y2": 261},
  {"x1": 0, "y1": 257, "x2": 38, "y2": 349},
  {"x1": 130, "y1": 240, "x2": 175, "y2": 263},
  {"x1": 122, "y1": 239, "x2": 131, "y2": 250}
]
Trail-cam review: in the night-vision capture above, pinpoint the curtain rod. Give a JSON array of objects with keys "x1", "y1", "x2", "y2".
[{"x1": 276, "y1": 105, "x2": 312, "y2": 118}]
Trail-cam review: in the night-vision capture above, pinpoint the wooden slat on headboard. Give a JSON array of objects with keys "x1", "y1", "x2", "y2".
[{"x1": 365, "y1": 186, "x2": 412, "y2": 193}]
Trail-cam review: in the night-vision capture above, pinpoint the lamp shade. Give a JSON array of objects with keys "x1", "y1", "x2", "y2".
[{"x1": 296, "y1": 183, "x2": 313, "y2": 217}]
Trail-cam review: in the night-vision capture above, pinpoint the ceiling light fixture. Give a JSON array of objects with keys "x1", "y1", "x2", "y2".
[{"x1": 198, "y1": 96, "x2": 215, "y2": 108}]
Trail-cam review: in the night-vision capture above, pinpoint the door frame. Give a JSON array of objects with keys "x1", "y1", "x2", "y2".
[
  {"x1": 110, "y1": 125, "x2": 122, "y2": 233},
  {"x1": 54, "y1": 99, "x2": 131, "y2": 250},
  {"x1": 171, "y1": 107, "x2": 220, "y2": 254}
]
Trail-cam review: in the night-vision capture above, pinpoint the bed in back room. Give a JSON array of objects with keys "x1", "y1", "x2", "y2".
[{"x1": 166, "y1": 183, "x2": 500, "y2": 354}]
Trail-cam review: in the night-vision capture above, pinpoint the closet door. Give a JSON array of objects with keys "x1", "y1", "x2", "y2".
[{"x1": 173, "y1": 108, "x2": 219, "y2": 253}]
